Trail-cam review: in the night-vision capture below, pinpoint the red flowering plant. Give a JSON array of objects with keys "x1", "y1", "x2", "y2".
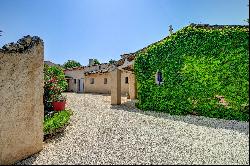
[
  {"x1": 46, "y1": 77, "x2": 67, "y2": 102},
  {"x1": 44, "y1": 65, "x2": 68, "y2": 113}
]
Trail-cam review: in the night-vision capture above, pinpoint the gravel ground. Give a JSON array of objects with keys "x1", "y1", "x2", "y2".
[{"x1": 16, "y1": 93, "x2": 249, "y2": 165}]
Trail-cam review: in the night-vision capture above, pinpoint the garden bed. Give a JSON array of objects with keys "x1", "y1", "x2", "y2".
[{"x1": 43, "y1": 109, "x2": 73, "y2": 141}]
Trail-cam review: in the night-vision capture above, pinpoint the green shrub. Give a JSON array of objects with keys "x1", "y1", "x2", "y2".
[
  {"x1": 134, "y1": 25, "x2": 249, "y2": 121},
  {"x1": 44, "y1": 109, "x2": 72, "y2": 135},
  {"x1": 44, "y1": 65, "x2": 68, "y2": 113},
  {"x1": 44, "y1": 65, "x2": 68, "y2": 91}
]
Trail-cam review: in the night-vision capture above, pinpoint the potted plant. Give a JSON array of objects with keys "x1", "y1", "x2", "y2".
[
  {"x1": 44, "y1": 66, "x2": 68, "y2": 115},
  {"x1": 47, "y1": 77, "x2": 67, "y2": 111},
  {"x1": 51, "y1": 94, "x2": 67, "y2": 111}
]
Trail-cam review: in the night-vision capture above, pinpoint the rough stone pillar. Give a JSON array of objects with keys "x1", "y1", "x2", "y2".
[
  {"x1": 129, "y1": 73, "x2": 137, "y2": 99},
  {"x1": 0, "y1": 36, "x2": 44, "y2": 165},
  {"x1": 111, "y1": 68, "x2": 121, "y2": 105}
]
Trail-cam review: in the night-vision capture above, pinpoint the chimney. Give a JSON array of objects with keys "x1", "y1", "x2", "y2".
[
  {"x1": 169, "y1": 25, "x2": 173, "y2": 35},
  {"x1": 89, "y1": 59, "x2": 94, "y2": 66}
]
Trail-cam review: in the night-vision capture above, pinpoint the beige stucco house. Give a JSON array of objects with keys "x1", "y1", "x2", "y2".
[
  {"x1": 84, "y1": 66, "x2": 131, "y2": 95},
  {"x1": 64, "y1": 59, "x2": 134, "y2": 96},
  {"x1": 64, "y1": 66, "x2": 85, "y2": 92}
]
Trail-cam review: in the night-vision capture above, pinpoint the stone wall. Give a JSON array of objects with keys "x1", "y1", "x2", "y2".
[{"x1": 0, "y1": 36, "x2": 44, "y2": 165}]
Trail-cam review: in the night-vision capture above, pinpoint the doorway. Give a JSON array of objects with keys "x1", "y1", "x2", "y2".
[{"x1": 78, "y1": 78, "x2": 84, "y2": 93}]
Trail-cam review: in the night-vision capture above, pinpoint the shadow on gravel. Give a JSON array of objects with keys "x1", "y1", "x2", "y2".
[
  {"x1": 14, "y1": 152, "x2": 39, "y2": 165},
  {"x1": 82, "y1": 92, "x2": 111, "y2": 96},
  {"x1": 44, "y1": 131, "x2": 67, "y2": 143},
  {"x1": 63, "y1": 92, "x2": 128, "y2": 97},
  {"x1": 65, "y1": 92, "x2": 113, "y2": 97},
  {"x1": 111, "y1": 100, "x2": 249, "y2": 135}
]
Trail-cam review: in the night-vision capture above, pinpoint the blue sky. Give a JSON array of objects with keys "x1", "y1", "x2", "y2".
[{"x1": 0, "y1": 0, "x2": 248, "y2": 65}]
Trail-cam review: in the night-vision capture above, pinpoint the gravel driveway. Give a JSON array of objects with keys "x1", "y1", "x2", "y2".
[{"x1": 16, "y1": 93, "x2": 249, "y2": 165}]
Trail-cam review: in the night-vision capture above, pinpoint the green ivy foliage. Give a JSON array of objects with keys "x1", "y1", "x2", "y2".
[{"x1": 134, "y1": 25, "x2": 249, "y2": 121}]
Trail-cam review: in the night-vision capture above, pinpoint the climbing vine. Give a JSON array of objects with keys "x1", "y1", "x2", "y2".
[{"x1": 134, "y1": 25, "x2": 249, "y2": 121}]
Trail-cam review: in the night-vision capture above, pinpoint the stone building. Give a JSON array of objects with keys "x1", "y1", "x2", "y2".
[
  {"x1": 64, "y1": 59, "x2": 133, "y2": 96},
  {"x1": 64, "y1": 66, "x2": 85, "y2": 93},
  {"x1": 110, "y1": 23, "x2": 250, "y2": 106},
  {"x1": 109, "y1": 53, "x2": 137, "y2": 104}
]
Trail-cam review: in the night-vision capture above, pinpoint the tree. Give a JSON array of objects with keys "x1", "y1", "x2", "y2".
[
  {"x1": 63, "y1": 60, "x2": 81, "y2": 69},
  {"x1": 109, "y1": 59, "x2": 116, "y2": 64},
  {"x1": 93, "y1": 59, "x2": 100, "y2": 65}
]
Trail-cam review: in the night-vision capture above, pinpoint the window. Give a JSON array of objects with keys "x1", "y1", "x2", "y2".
[
  {"x1": 74, "y1": 79, "x2": 77, "y2": 84},
  {"x1": 90, "y1": 78, "x2": 94, "y2": 84},
  {"x1": 156, "y1": 71, "x2": 163, "y2": 85},
  {"x1": 104, "y1": 78, "x2": 107, "y2": 84},
  {"x1": 99, "y1": 66, "x2": 101, "y2": 70},
  {"x1": 125, "y1": 77, "x2": 129, "y2": 84}
]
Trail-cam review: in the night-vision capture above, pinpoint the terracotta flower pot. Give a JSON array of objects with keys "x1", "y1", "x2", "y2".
[{"x1": 52, "y1": 101, "x2": 66, "y2": 111}]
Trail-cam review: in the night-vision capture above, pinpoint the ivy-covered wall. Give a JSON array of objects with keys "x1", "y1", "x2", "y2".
[{"x1": 134, "y1": 24, "x2": 249, "y2": 121}]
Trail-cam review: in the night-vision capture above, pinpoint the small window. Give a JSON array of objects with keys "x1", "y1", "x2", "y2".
[
  {"x1": 125, "y1": 77, "x2": 129, "y2": 84},
  {"x1": 74, "y1": 79, "x2": 77, "y2": 84},
  {"x1": 90, "y1": 78, "x2": 94, "y2": 84},
  {"x1": 104, "y1": 78, "x2": 107, "y2": 84},
  {"x1": 156, "y1": 71, "x2": 163, "y2": 85}
]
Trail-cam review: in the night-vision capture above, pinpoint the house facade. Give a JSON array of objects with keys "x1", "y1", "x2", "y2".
[
  {"x1": 64, "y1": 67, "x2": 85, "y2": 93},
  {"x1": 64, "y1": 59, "x2": 133, "y2": 96},
  {"x1": 84, "y1": 68, "x2": 131, "y2": 95}
]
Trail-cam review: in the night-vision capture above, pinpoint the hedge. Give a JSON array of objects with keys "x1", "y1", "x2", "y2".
[{"x1": 134, "y1": 25, "x2": 249, "y2": 121}]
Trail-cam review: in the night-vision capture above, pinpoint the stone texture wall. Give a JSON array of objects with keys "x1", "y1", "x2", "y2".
[{"x1": 0, "y1": 36, "x2": 44, "y2": 165}]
